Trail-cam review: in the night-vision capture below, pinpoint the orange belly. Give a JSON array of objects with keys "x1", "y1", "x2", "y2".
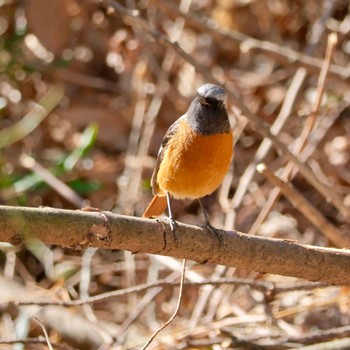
[{"x1": 156, "y1": 120, "x2": 233, "y2": 199}]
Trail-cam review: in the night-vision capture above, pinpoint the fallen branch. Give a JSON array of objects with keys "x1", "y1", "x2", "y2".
[{"x1": 0, "y1": 205, "x2": 349, "y2": 285}]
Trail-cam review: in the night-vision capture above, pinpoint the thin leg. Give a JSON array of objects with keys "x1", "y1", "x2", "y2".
[
  {"x1": 166, "y1": 192, "x2": 177, "y2": 237},
  {"x1": 198, "y1": 198, "x2": 213, "y2": 228},
  {"x1": 198, "y1": 198, "x2": 222, "y2": 245}
]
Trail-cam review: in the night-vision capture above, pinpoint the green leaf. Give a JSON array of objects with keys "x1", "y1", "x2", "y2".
[
  {"x1": 68, "y1": 179, "x2": 101, "y2": 194},
  {"x1": 63, "y1": 123, "x2": 99, "y2": 171}
]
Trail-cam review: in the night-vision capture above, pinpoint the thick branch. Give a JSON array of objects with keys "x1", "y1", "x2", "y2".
[{"x1": 0, "y1": 205, "x2": 349, "y2": 285}]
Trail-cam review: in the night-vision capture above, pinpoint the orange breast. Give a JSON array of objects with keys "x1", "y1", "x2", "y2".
[{"x1": 156, "y1": 120, "x2": 233, "y2": 199}]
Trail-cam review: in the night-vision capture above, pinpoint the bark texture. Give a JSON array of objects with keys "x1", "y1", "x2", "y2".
[{"x1": 0, "y1": 205, "x2": 349, "y2": 285}]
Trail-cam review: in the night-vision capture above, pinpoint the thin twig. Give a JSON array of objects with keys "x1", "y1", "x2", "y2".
[
  {"x1": 172, "y1": 324, "x2": 350, "y2": 350},
  {"x1": 0, "y1": 337, "x2": 46, "y2": 345},
  {"x1": 141, "y1": 259, "x2": 187, "y2": 350},
  {"x1": 33, "y1": 316, "x2": 54, "y2": 350},
  {"x1": 47, "y1": 67, "x2": 120, "y2": 93},
  {"x1": 290, "y1": 338, "x2": 350, "y2": 350},
  {"x1": 115, "y1": 270, "x2": 182, "y2": 345},
  {"x1": 19, "y1": 154, "x2": 85, "y2": 208},
  {"x1": 287, "y1": 325, "x2": 350, "y2": 345},
  {"x1": 13, "y1": 277, "x2": 328, "y2": 307},
  {"x1": 257, "y1": 163, "x2": 350, "y2": 247},
  {"x1": 0, "y1": 84, "x2": 64, "y2": 149}
]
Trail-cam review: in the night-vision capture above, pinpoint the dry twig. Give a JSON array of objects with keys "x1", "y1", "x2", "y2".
[
  {"x1": 33, "y1": 316, "x2": 54, "y2": 350},
  {"x1": 141, "y1": 259, "x2": 186, "y2": 350},
  {"x1": 257, "y1": 163, "x2": 350, "y2": 247}
]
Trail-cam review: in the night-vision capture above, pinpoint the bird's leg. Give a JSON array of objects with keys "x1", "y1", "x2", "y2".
[
  {"x1": 198, "y1": 198, "x2": 223, "y2": 245},
  {"x1": 166, "y1": 192, "x2": 178, "y2": 242}
]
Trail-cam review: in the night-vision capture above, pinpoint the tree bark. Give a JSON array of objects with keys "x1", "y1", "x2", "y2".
[{"x1": 0, "y1": 205, "x2": 349, "y2": 285}]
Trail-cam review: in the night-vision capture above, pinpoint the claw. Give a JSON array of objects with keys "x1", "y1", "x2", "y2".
[
  {"x1": 166, "y1": 217, "x2": 178, "y2": 243},
  {"x1": 199, "y1": 198, "x2": 223, "y2": 247},
  {"x1": 205, "y1": 222, "x2": 223, "y2": 246},
  {"x1": 169, "y1": 217, "x2": 177, "y2": 232}
]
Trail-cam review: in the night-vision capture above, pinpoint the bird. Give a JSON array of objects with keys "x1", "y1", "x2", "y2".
[{"x1": 143, "y1": 83, "x2": 233, "y2": 230}]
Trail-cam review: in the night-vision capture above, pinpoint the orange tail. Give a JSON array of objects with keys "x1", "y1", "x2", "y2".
[{"x1": 143, "y1": 195, "x2": 168, "y2": 218}]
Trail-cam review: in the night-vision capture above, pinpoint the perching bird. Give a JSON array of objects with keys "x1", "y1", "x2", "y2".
[{"x1": 143, "y1": 83, "x2": 233, "y2": 229}]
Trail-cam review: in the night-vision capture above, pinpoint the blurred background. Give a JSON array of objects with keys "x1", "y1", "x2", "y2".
[{"x1": 0, "y1": 0, "x2": 350, "y2": 349}]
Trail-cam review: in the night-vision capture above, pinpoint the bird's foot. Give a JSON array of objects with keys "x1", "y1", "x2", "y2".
[
  {"x1": 165, "y1": 216, "x2": 178, "y2": 245},
  {"x1": 204, "y1": 222, "x2": 223, "y2": 247}
]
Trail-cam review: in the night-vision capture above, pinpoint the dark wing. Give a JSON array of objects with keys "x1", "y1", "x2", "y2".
[{"x1": 151, "y1": 115, "x2": 184, "y2": 195}]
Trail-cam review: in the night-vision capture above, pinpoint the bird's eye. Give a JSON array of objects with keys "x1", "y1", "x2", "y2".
[{"x1": 198, "y1": 96, "x2": 210, "y2": 106}]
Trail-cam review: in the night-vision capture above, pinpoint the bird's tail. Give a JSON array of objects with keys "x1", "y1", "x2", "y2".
[{"x1": 142, "y1": 195, "x2": 167, "y2": 218}]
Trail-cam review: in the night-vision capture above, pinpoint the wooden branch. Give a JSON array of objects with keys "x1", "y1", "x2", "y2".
[{"x1": 0, "y1": 205, "x2": 349, "y2": 285}]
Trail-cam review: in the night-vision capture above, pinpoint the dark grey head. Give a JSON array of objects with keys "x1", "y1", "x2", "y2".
[
  {"x1": 197, "y1": 84, "x2": 225, "y2": 103},
  {"x1": 186, "y1": 84, "x2": 231, "y2": 135}
]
